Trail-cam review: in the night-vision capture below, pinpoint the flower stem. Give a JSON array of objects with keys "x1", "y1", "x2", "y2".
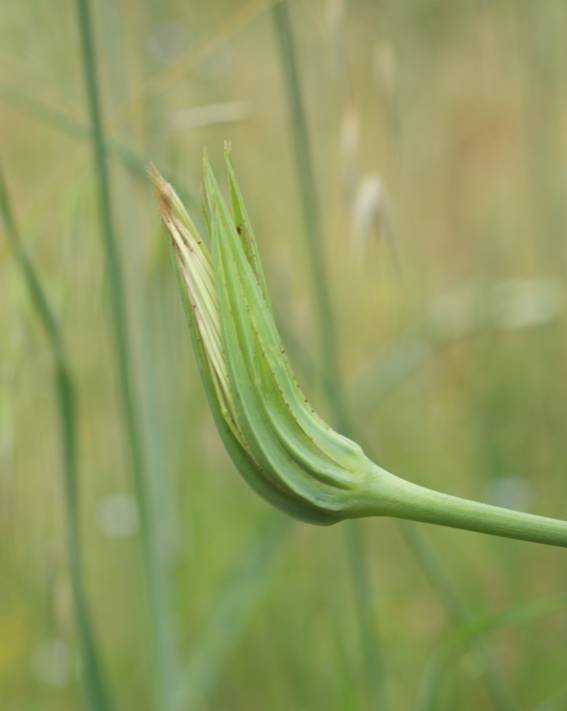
[{"x1": 358, "y1": 466, "x2": 567, "y2": 548}]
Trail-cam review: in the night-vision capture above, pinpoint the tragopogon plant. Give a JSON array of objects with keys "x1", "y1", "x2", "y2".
[{"x1": 150, "y1": 149, "x2": 567, "y2": 548}]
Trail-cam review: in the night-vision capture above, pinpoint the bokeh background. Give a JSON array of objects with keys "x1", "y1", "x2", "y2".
[{"x1": 2, "y1": 0, "x2": 567, "y2": 709}]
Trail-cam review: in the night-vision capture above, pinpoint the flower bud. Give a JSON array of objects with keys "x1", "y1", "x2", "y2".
[
  {"x1": 150, "y1": 151, "x2": 376, "y2": 524},
  {"x1": 150, "y1": 149, "x2": 567, "y2": 548}
]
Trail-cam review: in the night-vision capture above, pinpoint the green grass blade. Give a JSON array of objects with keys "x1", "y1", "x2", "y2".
[
  {"x1": 0, "y1": 83, "x2": 197, "y2": 209},
  {"x1": 399, "y1": 523, "x2": 465, "y2": 621},
  {"x1": 364, "y1": 0, "x2": 517, "y2": 699},
  {"x1": 0, "y1": 168, "x2": 113, "y2": 711},
  {"x1": 400, "y1": 523, "x2": 516, "y2": 711},
  {"x1": 140, "y1": 288, "x2": 182, "y2": 710},
  {"x1": 350, "y1": 338, "x2": 436, "y2": 414},
  {"x1": 280, "y1": 320, "x2": 520, "y2": 706},
  {"x1": 0, "y1": 84, "x2": 144, "y2": 176},
  {"x1": 73, "y1": 1, "x2": 171, "y2": 708},
  {"x1": 174, "y1": 517, "x2": 290, "y2": 710},
  {"x1": 272, "y1": 4, "x2": 519, "y2": 708},
  {"x1": 344, "y1": 521, "x2": 384, "y2": 707},
  {"x1": 532, "y1": 683, "x2": 567, "y2": 711},
  {"x1": 272, "y1": 2, "x2": 385, "y2": 705},
  {"x1": 418, "y1": 595, "x2": 567, "y2": 711},
  {"x1": 271, "y1": 1, "x2": 340, "y2": 405}
]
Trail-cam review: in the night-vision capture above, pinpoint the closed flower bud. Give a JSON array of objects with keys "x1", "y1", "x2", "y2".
[{"x1": 150, "y1": 149, "x2": 567, "y2": 548}]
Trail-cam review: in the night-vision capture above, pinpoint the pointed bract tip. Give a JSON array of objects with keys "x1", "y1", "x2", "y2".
[{"x1": 147, "y1": 163, "x2": 174, "y2": 220}]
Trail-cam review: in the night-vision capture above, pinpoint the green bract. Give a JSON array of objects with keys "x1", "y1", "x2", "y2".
[
  {"x1": 151, "y1": 154, "x2": 375, "y2": 524},
  {"x1": 151, "y1": 150, "x2": 567, "y2": 547}
]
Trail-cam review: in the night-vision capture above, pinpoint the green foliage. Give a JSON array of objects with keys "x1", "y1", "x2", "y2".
[
  {"x1": 3, "y1": 0, "x2": 567, "y2": 709},
  {"x1": 1, "y1": 170, "x2": 113, "y2": 710}
]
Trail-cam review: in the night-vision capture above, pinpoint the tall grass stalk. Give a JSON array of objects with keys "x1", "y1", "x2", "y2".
[
  {"x1": 0, "y1": 84, "x2": 151, "y2": 181},
  {"x1": 373, "y1": 5, "x2": 516, "y2": 704},
  {"x1": 272, "y1": 3, "x2": 385, "y2": 706},
  {"x1": 351, "y1": 349, "x2": 515, "y2": 707},
  {"x1": 0, "y1": 84, "x2": 198, "y2": 212},
  {"x1": 277, "y1": 328, "x2": 514, "y2": 706},
  {"x1": 0, "y1": 169, "x2": 113, "y2": 711},
  {"x1": 74, "y1": 1, "x2": 171, "y2": 708},
  {"x1": 417, "y1": 594, "x2": 567, "y2": 711},
  {"x1": 272, "y1": 4, "x2": 518, "y2": 708},
  {"x1": 400, "y1": 523, "x2": 516, "y2": 711},
  {"x1": 174, "y1": 518, "x2": 290, "y2": 710}
]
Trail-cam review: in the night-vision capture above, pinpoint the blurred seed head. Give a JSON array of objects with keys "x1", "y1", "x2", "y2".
[
  {"x1": 492, "y1": 278, "x2": 563, "y2": 330},
  {"x1": 351, "y1": 173, "x2": 389, "y2": 259},
  {"x1": 427, "y1": 276, "x2": 564, "y2": 341},
  {"x1": 171, "y1": 101, "x2": 250, "y2": 131}
]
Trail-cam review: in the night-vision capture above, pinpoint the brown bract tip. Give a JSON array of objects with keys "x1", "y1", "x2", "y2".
[{"x1": 147, "y1": 163, "x2": 173, "y2": 219}]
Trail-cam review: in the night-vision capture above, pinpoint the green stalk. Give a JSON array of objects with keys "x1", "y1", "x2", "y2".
[
  {"x1": 278, "y1": 332, "x2": 507, "y2": 699},
  {"x1": 0, "y1": 83, "x2": 198, "y2": 212},
  {"x1": 418, "y1": 594, "x2": 567, "y2": 711},
  {"x1": 399, "y1": 524, "x2": 515, "y2": 711},
  {"x1": 354, "y1": 465, "x2": 567, "y2": 548},
  {"x1": 271, "y1": 2, "x2": 339, "y2": 398},
  {"x1": 174, "y1": 517, "x2": 290, "y2": 710},
  {"x1": 0, "y1": 84, "x2": 152, "y2": 182},
  {"x1": 270, "y1": 8, "x2": 553, "y2": 711},
  {"x1": 73, "y1": 1, "x2": 170, "y2": 708},
  {"x1": 0, "y1": 169, "x2": 113, "y2": 711},
  {"x1": 287, "y1": 340, "x2": 513, "y2": 705},
  {"x1": 370, "y1": 4, "x2": 516, "y2": 705},
  {"x1": 272, "y1": 3, "x2": 385, "y2": 706}
]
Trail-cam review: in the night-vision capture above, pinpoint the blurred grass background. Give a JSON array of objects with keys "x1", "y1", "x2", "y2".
[{"x1": 2, "y1": 0, "x2": 567, "y2": 709}]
